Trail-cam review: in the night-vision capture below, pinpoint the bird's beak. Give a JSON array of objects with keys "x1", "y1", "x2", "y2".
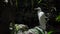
[{"x1": 34, "y1": 8, "x2": 38, "y2": 10}]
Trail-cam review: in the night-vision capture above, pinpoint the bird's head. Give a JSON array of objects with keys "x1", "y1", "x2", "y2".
[{"x1": 34, "y1": 7, "x2": 42, "y2": 11}]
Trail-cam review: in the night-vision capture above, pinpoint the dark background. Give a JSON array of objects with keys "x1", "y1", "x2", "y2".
[{"x1": 0, "y1": 0, "x2": 60, "y2": 34}]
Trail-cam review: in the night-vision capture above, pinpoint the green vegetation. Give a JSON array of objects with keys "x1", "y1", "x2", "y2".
[
  {"x1": 56, "y1": 15, "x2": 60, "y2": 22},
  {"x1": 48, "y1": 31, "x2": 53, "y2": 34}
]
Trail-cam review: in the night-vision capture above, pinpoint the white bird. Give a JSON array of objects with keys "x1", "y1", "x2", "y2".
[{"x1": 35, "y1": 7, "x2": 47, "y2": 30}]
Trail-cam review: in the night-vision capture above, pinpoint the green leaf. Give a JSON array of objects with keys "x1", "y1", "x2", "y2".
[
  {"x1": 38, "y1": 0, "x2": 42, "y2": 4},
  {"x1": 56, "y1": 15, "x2": 60, "y2": 22},
  {"x1": 48, "y1": 31, "x2": 53, "y2": 34}
]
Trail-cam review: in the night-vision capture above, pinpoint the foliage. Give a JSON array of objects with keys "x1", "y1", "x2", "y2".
[
  {"x1": 16, "y1": 0, "x2": 18, "y2": 8},
  {"x1": 38, "y1": 0, "x2": 42, "y2": 4},
  {"x1": 48, "y1": 31, "x2": 53, "y2": 34},
  {"x1": 56, "y1": 15, "x2": 60, "y2": 22}
]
